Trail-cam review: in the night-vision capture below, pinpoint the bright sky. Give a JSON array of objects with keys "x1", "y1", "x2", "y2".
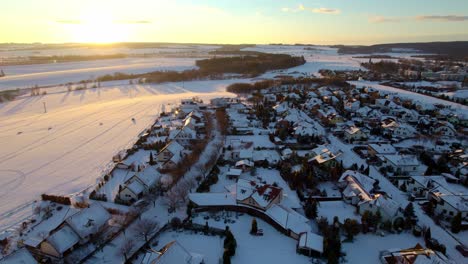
[{"x1": 1, "y1": 0, "x2": 467, "y2": 44}]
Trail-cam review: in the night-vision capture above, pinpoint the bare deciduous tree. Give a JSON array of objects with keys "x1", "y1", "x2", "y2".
[
  {"x1": 132, "y1": 218, "x2": 159, "y2": 242},
  {"x1": 174, "y1": 182, "x2": 190, "y2": 203},
  {"x1": 119, "y1": 239, "x2": 134, "y2": 262},
  {"x1": 164, "y1": 188, "x2": 180, "y2": 211}
]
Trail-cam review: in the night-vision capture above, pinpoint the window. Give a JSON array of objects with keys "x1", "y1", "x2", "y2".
[
  {"x1": 449, "y1": 211, "x2": 453, "y2": 216},
  {"x1": 443, "y1": 209, "x2": 447, "y2": 214}
]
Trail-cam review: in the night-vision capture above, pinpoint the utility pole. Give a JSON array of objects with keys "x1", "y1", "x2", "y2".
[{"x1": 43, "y1": 102, "x2": 47, "y2": 113}]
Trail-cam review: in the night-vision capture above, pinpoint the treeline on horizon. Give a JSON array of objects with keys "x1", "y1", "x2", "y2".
[
  {"x1": 226, "y1": 76, "x2": 349, "y2": 94},
  {"x1": 0, "y1": 54, "x2": 128, "y2": 66},
  {"x1": 335, "y1": 41, "x2": 468, "y2": 61},
  {"x1": 94, "y1": 53, "x2": 306, "y2": 83}
]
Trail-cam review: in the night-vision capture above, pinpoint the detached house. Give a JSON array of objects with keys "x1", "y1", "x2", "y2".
[
  {"x1": 344, "y1": 126, "x2": 367, "y2": 143},
  {"x1": 236, "y1": 179, "x2": 283, "y2": 211},
  {"x1": 24, "y1": 203, "x2": 111, "y2": 261},
  {"x1": 338, "y1": 171, "x2": 402, "y2": 222},
  {"x1": 308, "y1": 145, "x2": 339, "y2": 168},
  {"x1": 338, "y1": 170, "x2": 376, "y2": 205},
  {"x1": 119, "y1": 166, "x2": 160, "y2": 202},
  {"x1": 141, "y1": 240, "x2": 205, "y2": 264},
  {"x1": 157, "y1": 141, "x2": 188, "y2": 170},
  {"x1": 382, "y1": 154, "x2": 425, "y2": 176},
  {"x1": 431, "y1": 121, "x2": 457, "y2": 137}
]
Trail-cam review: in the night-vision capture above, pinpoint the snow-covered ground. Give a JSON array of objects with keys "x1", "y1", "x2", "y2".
[
  {"x1": 243, "y1": 45, "x2": 426, "y2": 78},
  {"x1": 343, "y1": 233, "x2": 423, "y2": 263},
  {"x1": 350, "y1": 80, "x2": 468, "y2": 114},
  {"x1": 0, "y1": 44, "x2": 219, "y2": 58},
  {"x1": 0, "y1": 79, "x2": 240, "y2": 231},
  {"x1": 0, "y1": 57, "x2": 201, "y2": 91},
  {"x1": 192, "y1": 212, "x2": 310, "y2": 263}
]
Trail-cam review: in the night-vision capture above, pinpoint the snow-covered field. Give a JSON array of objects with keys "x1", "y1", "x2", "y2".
[
  {"x1": 350, "y1": 80, "x2": 468, "y2": 114},
  {"x1": 243, "y1": 45, "x2": 426, "y2": 78},
  {"x1": 0, "y1": 57, "x2": 201, "y2": 91},
  {"x1": 0, "y1": 79, "x2": 240, "y2": 231},
  {"x1": 0, "y1": 44, "x2": 219, "y2": 58}
]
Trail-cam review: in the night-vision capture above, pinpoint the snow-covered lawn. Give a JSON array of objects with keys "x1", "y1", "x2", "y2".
[
  {"x1": 193, "y1": 212, "x2": 311, "y2": 264},
  {"x1": 0, "y1": 79, "x2": 236, "y2": 231},
  {"x1": 343, "y1": 233, "x2": 423, "y2": 263},
  {"x1": 225, "y1": 135, "x2": 276, "y2": 148},
  {"x1": 150, "y1": 231, "x2": 224, "y2": 264},
  {"x1": 317, "y1": 201, "x2": 360, "y2": 224}
]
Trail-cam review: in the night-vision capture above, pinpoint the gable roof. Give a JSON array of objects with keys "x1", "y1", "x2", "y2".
[
  {"x1": 24, "y1": 206, "x2": 79, "y2": 248},
  {"x1": 0, "y1": 249, "x2": 38, "y2": 264},
  {"x1": 236, "y1": 179, "x2": 282, "y2": 208},
  {"x1": 153, "y1": 241, "x2": 204, "y2": 264},
  {"x1": 45, "y1": 225, "x2": 80, "y2": 254},
  {"x1": 65, "y1": 203, "x2": 110, "y2": 239}
]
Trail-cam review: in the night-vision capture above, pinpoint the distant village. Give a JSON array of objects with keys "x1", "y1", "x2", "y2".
[
  {"x1": 321, "y1": 57, "x2": 468, "y2": 105},
  {"x1": 1, "y1": 73, "x2": 467, "y2": 263}
]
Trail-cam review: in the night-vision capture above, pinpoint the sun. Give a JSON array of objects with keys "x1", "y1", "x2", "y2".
[{"x1": 68, "y1": 12, "x2": 130, "y2": 43}]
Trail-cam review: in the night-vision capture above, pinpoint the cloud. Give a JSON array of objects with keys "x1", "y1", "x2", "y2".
[
  {"x1": 281, "y1": 5, "x2": 340, "y2": 15},
  {"x1": 311, "y1": 8, "x2": 340, "y2": 15},
  {"x1": 56, "y1": 20, "x2": 81, "y2": 24},
  {"x1": 369, "y1": 16, "x2": 401, "y2": 23},
  {"x1": 415, "y1": 15, "x2": 468, "y2": 22},
  {"x1": 115, "y1": 20, "x2": 152, "y2": 24}
]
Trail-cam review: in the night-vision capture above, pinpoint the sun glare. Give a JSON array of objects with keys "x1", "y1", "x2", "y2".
[{"x1": 68, "y1": 12, "x2": 129, "y2": 43}]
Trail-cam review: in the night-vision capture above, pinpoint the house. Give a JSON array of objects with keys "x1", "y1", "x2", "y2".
[
  {"x1": 344, "y1": 126, "x2": 367, "y2": 143},
  {"x1": 308, "y1": 145, "x2": 339, "y2": 168},
  {"x1": 235, "y1": 160, "x2": 254, "y2": 172},
  {"x1": 23, "y1": 203, "x2": 110, "y2": 261},
  {"x1": 382, "y1": 154, "x2": 425, "y2": 176},
  {"x1": 0, "y1": 249, "x2": 38, "y2": 264},
  {"x1": 297, "y1": 232, "x2": 324, "y2": 257},
  {"x1": 344, "y1": 99, "x2": 361, "y2": 112},
  {"x1": 38, "y1": 225, "x2": 80, "y2": 258},
  {"x1": 358, "y1": 194, "x2": 402, "y2": 222},
  {"x1": 226, "y1": 168, "x2": 243, "y2": 180},
  {"x1": 169, "y1": 126, "x2": 197, "y2": 147},
  {"x1": 367, "y1": 144, "x2": 397, "y2": 158},
  {"x1": 375, "y1": 99, "x2": 398, "y2": 110},
  {"x1": 119, "y1": 166, "x2": 160, "y2": 202},
  {"x1": 405, "y1": 175, "x2": 447, "y2": 198},
  {"x1": 236, "y1": 179, "x2": 283, "y2": 211},
  {"x1": 426, "y1": 182, "x2": 468, "y2": 221},
  {"x1": 65, "y1": 203, "x2": 111, "y2": 242},
  {"x1": 431, "y1": 122, "x2": 457, "y2": 137},
  {"x1": 141, "y1": 240, "x2": 205, "y2": 264},
  {"x1": 380, "y1": 243, "x2": 454, "y2": 264},
  {"x1": 23, "y1": 206, "x2": 79, "y2": 256},
  {"x1": 338, "y1": 170, "x2": 376, "y2": 205},
  {"x1": 393, "y1": 123, "x2": 417, "y2": 139},
  {"x1": 157, "y1": 141, "x2": 184, "y2": 163},
  {"x1": 338, "y1": 171, "x2": 401, "y2": 221},
  {"x1": 293, "y1": 121, "x2": 325, "y2": 137}
]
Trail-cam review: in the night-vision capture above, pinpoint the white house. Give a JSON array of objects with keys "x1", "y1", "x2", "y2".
[
  {"x1": 382, "y1": 155, "x2": 425, "y2": 176},
  {"x1": 119, "y1": 166, "x2": 160, "y2": 202},
  {"x1": 344, "y1": 126, "x2": 367, "y2": 143},
  {"x1": 141, "y1": 240, "x2": 205, "y2": 264}
]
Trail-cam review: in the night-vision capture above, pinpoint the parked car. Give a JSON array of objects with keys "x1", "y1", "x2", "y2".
[{"x1": 455, "y1": 244, "x2": 468, "y2": 257}]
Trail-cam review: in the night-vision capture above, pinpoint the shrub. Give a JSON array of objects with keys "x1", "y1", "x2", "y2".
[{"x1": 41, "y1": 194, "x2": 71, "y2": 205}]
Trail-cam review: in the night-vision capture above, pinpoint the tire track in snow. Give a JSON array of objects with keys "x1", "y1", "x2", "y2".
[{"x1": 0, "y1": 101, "x2": 141, "y2": 163}]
